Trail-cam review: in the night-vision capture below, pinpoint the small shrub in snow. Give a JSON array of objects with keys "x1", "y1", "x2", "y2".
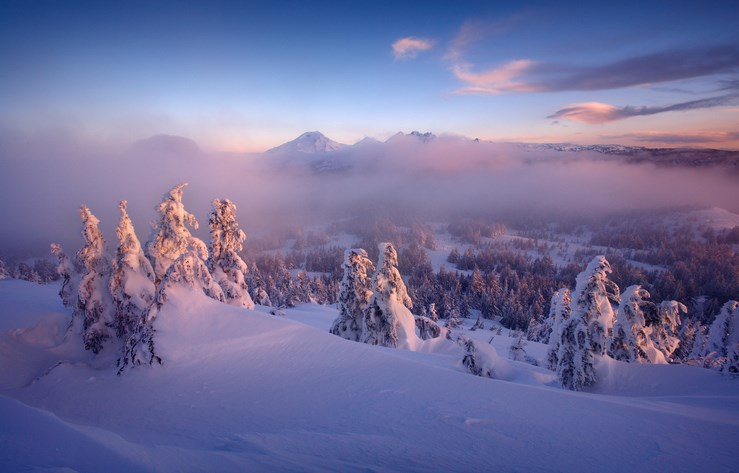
[{"x1": 460, "y1": 335, "x2": 495, "y2": 378}]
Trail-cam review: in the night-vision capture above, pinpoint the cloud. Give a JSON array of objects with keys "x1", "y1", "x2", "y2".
[
  {"x1": 548, "y1": 94, "x2": 739, "y2": 124},
  {"x1": 451, "y1": 60, "x2": 539, "y2": 94},
  {"x1": 452, "y1": 44, "x2": 739, "y2": 94},
  {"x1": 392, "y1": 37, "x2": 434, "y2": 60},
  {"x1": 604, "y1": 131, "x2": 739, "y2": 145}
]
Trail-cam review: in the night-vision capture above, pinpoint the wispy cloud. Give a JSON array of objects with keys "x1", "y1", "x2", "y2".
[
  {"x1": 392, "y1": 37, "x2": 435, "y2": 60},
  {"x1": 452, "y1": 60, "x2": 538, "y2": 94},
  {"x1": 548, "y1": 94, "x2": 739, "y2": 124},
  {"x1": 451, "y1": 44, "x2": 739, "y2": 94}
]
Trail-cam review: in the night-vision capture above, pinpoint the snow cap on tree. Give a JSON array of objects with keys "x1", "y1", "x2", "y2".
[
  {"x1": 208, "y1": 198, "x2": 254, "y2": 309},
  {"x1": 330, "y1": 248, "x2": 374, "y2": 341},
  {"x1": 146, "y1": 183, "x2": 207, "y2": 280}
]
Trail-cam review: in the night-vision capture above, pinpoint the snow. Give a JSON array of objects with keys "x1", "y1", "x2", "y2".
[{"x1": 1, "y1": 280, "x2": 738, "y2": 472}]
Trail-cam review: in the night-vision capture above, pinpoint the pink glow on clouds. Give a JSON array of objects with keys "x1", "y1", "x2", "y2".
[
  {"x1": 451, "y1": 60, "x2": 539, "y2": 94},
  {"x1": 392, "y1": 37, "x2": 435, "y2": 60},
  {"x1": 548, "y1": 102, "x2": 621, "y2": 124}
]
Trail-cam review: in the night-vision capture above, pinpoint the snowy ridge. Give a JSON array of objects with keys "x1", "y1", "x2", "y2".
[{"x1": 1, "y1": 279, "x2": 738, "y2": 472}]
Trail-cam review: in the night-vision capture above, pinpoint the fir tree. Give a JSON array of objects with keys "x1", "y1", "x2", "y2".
[
  {"x1": 75, "y1": 205, "x2": 114, "y2": 354},
  {"x1": 50, "y1": 243, "x2": 77, "y2": 309},
  {"x1": 109, "y1": 200, "x2": 156, "y2": 339},
  {"x1": 362, "y1": 242, "x2": 418, "y2": 348},
  {"x1": 330, "y1": 248, "x2": 374, "y2": 341},
  {"x1": 0, "y1": 258, "x2": 9, "y2": 280},
  {"x1": 146, "y1": 183, "x2": 207, "y2": 281},
  {"x1": 556, "y1": 256, "x2": 617, "y2": 390},
  {"x1": 702, "y1": 301, "x2": 739, "y2": 373},
  {"x1": 610, "y1": 285, "x2": 661, "y2": 364},
  {"x1": 119, "y1": 251, "x2": 225, "y2": 373},
  {"x1": 208, "y1": 198, "x2": 254, "y2": 309},
  {"x1": 651, "y1": 300, "x2": 686, "y2": 362},
  {"x1": 545, "y1": 288, "x2": 572, "y2": 370}
]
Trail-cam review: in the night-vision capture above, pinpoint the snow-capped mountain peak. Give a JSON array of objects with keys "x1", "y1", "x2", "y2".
[{"x1": 267, "y1": 131, "x2": 347, "y2": 154}]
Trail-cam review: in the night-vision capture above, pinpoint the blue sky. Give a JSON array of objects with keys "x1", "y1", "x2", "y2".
[{"x1": 1, "y1": 0, "x2": 738, "y2": 151}]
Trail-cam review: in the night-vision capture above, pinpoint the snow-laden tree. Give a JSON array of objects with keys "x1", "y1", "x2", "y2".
[
  {"x1": 415, "y1": 316, "x2": 449, "y2": 340},
  {"x1": 651, "y1": 300, "x2": 686, "y2": 363},
  {"x1": 208, "y1": 198, "x2": 254, "y2": 309},
  {"x1": 109, "y1": 200, "x2": 156, "y2": 339},
  {"x1": 50, "y1": 243, "x2": 77, "y2": 309},
  {"x1": 118, "y1": 251, "x2": 225, "y2": 373},
  {"x1": 556, "y1": 256, "x2": 617, "y2": 391},
  {"x1": 75, "y1": 205, "x2": 115, "y2": 353},
  {"x1": 330, "y1": 248, "x2": 374, "y2": 341},
  {"x1": 701, "y1": 300, "x2": 739, "y2": 374},
  {"x1": 146, "y1": 183, "x2": 207, "y2": 281},
  {"x1": 0, "y1": 258, "x2": 9, "y2": 280},
  {"x1": 610, "y1": 285, "x2": 663, "y2": 364},
  {"x1": 545, "y1": 288, "x2": 572, "y2": 370},
  {"x1": 362, "y1": 242, "x2": 418, "y2": 348}
]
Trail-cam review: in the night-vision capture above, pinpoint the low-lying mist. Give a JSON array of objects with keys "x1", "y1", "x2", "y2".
[{"x1": 1, "y1": 129, "x2": 737, "y2": 259}]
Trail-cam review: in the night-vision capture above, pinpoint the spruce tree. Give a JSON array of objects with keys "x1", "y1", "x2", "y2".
[
  {"x1": 109, "y1": 200, "x2": 156, "y2": 339},
  {"x1": 208, "y1": 198, "x2": 254, "y2": 309},
  {"x1": 545, "y1": 288, "x2": 572, "y2": 370},
  {"x1": 702, "y1": 301, "x2": 739, "y2": 373},
  {"x1": 75, "y1": 205, "x2": 114, "y2": 353},
  {"x1": 651, "y1": 300, "x2": 686, "y2": 363},
  {"x1": 610, "y1": 285, "x2": 661, "y2": 363},
  {"x1": 50, "y1": 243, "x2": 77, "y2": 309},
  {"x1": 556, "y1": 256, "x2": 618, "y2": 390},
  {"x1": 362, "y1": 242, "x2": 418, "y2": 348},
  {"x1": 330, "y1": 248, "x2": 374, "y2": 341},
  {"x1": 146, "y1": 183, "x2": 207, "y2": 281}
]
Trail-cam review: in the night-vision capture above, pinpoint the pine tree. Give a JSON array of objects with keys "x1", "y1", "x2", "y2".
[
  {"x1": 75, "y1": 205, "x2": 114, "y2": 354},
  {"x1": 545, "y1": 288, "x2": 571, "y2": 370},
  {"x1": 119, "y1": 251, "x2": 225, "y2": 373},
  {"x1": 330, "y1": 248, "x2": 374, "y2": 341},
  {"x1": 146, "y1": 183, "x2": 207, "y2": 281},
  {"x1": 362, "y1": 242, "x2": 418, "y2": 348},
  {"x1": 50, "y1": 243, "x2": 77, "y2": 309},
  {"x1": 0, "y1": 258, "x2": 9, "y2": 280},
  {"x1": 651, "y1": 300, "x2": 686, "y2": 362},
  {"x1": 556, "y1": 256, "x2": 617, "y2": 390},
  {"x1": 109, "y1": 200, "x2": 156, "y2": 339},
  {"x1": 208, "y1": 198, "x2": 254, "y2": 309},
  {"x1": 702, "y1": 301, "x2": 739, "y2": 373},
  {"x1": 610, "y1": 285, "x2": 662, "y2": 364}
]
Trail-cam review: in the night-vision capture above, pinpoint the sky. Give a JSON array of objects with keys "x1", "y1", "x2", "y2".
[{"x1": 1, "y1": 0, "x2": 738, "y2": 151}]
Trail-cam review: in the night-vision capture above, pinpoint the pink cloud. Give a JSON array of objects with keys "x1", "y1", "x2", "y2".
[
  {"x1": 392, "y1": 37, "x2": 435, "y2": 60},
  {"x1": 451, "y1": 60, "x2": 539, "y2": 94}
]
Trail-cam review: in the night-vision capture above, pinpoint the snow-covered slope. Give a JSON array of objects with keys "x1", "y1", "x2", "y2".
[
  {"x1": 267, "y1": 131, "x2": 347, "y2": 154},
  {"x1": 1, "y1": 280, "x2": 737, "y2": 472}
]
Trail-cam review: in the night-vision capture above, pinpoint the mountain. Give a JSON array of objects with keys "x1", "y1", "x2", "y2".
[
  {"x1": 267, "y1": 131, "x2": 347, "y2": 154},
  {"x1": 385, "y1": 131, "x2": 437, "y2": 144},
  {"x1": 519, "y1": 142, "x2": 739, "y2": 168}
]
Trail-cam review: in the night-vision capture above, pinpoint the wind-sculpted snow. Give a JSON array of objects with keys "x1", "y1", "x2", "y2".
[{"x1": 1, "y1": 280, "x2": 738, "y2": 472}]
